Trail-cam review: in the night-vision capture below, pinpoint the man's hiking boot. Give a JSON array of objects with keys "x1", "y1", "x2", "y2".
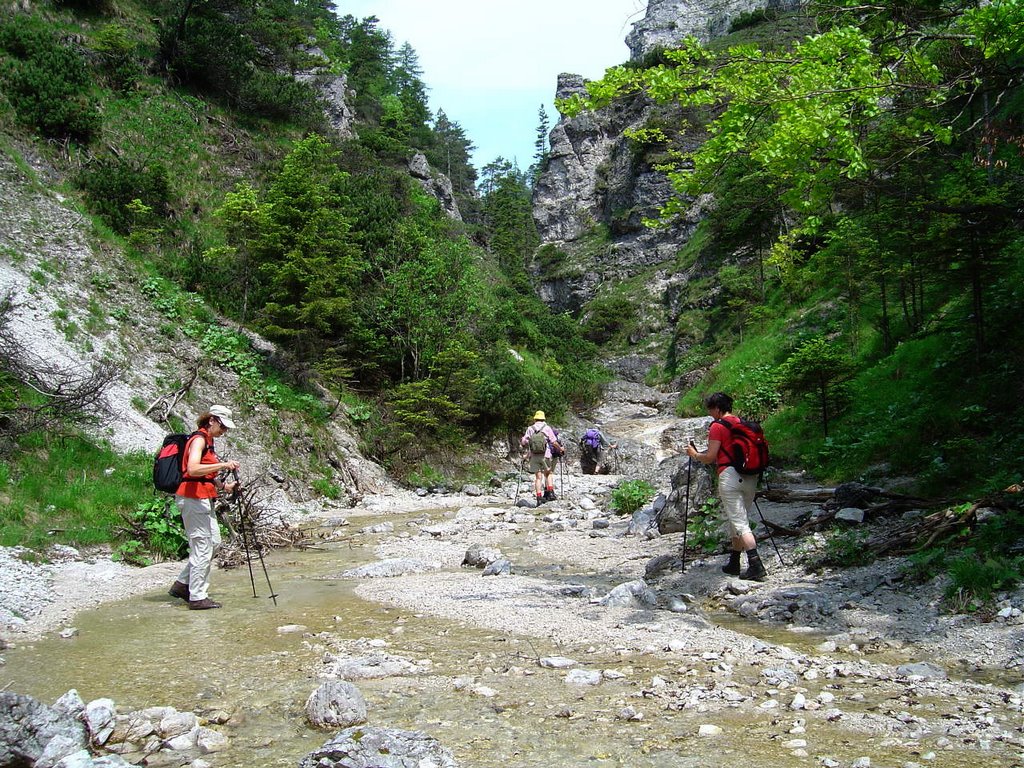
[
  {"x1": 168, "y1": 581, "x2": 190, "y2": 600},
  {"x1": 721, "y1": 560, "x2": 741, "y2": 576},
  {"x1": 740, "y1": 560, "x2": 767, "y2": 582},
  {"x1": 544, "y1": 489, "x2": 557, "y2": 501},
  {"x1": 188, "y1": 598, "x2": 222, "y2": 610},
  {"x1": 535, "y1": 496, "x2": 544, "y2": 507}
]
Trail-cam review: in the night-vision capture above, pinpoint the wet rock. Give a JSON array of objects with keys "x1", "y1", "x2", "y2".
[
  {"x1": 698, "y1": 724, "x2": 722, "y2": 736},
  {"x1": 325, "y1": 652, "x2": 423, "y2": 680},
  {"x1": 299, "y1": 726, "x2": 459, "y2": 768},
  {"x1": 462, "y1": 484, "x2": 483, "y2": 496},
  {"x1": 482, "y1": 559, "x2": 512, "y2": 576},
  {"x1": 645, "y1": 554, "x2": 681, "y2": 579},
  {"x1": 0, "y1": 691, "x2": 89, "y2": 767},
  {"x1": 195, "y1": 726, "x2": 228, "y2": 754},
  {"x1": 84, "y1": 698, "x2": 117, "y2": 745},
  {"x1": 539, "y1": 656, "x2": 577, "y2": 669},
  {"x1": 361, "y1": 522, "x2": 394, "y2": 534},
  {"x1": 598, "y1": 579, "x2": 658, "y2": 608},
  {"x1": 342, "y1": 559, "x2": 440, "y2": 578},
  {"x1": 462, "y1": 544, "x2": 502, "y2": 568},
  {"x1": 565, "y1": 669, "x2": 602, "y2": 685},
  {"x1": 896, "y1": 662, "x2": 947, "y2": 680},
  {"x1": 304, "y1": 681, "x2": 368, "y2": 730}
]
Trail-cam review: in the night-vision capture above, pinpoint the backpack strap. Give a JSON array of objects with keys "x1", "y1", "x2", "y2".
[{"x1": 181, "y1": 430, "x2": 216, "y2": 484}]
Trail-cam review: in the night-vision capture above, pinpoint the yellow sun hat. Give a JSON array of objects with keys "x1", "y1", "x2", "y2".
[{"x1": 533, "y1": 410, "x2": 546, "y2": 421}]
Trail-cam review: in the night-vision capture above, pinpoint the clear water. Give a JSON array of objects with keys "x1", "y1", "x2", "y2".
[{"x1": 2, "y1": 511, "x2": 1019, "y2": 768}]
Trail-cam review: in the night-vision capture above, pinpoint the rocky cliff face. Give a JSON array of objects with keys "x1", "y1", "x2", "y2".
[
  {"x1": 626, "y1": 0, "x2": 801, "y2": 54},
  {"x1": 531, "y1": 1, "x2": 797, "y2": 357},
  {"x1": 532, "y1": 74, "x2": 710, "y2": 317}
]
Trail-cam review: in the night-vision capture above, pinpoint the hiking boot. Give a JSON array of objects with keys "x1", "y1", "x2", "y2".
[
  {"x1": 740, "y1": 560, "x2": 767, "y2": 582},
  {"x1": 188, "y1": 598, "x2": 222, "y2": 610},
  {"x1": 544, "y1": 489, "x2": 557, "y2": 501},
  {"x1": 168, "y1": 581, "x2": 190, "y2": 600},
  {"x1": 721, "y1": 561, "x2": 741, "y2": 576}
]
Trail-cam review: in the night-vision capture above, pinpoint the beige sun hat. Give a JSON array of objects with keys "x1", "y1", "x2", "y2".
[
  {"x1": 209, "y1": 405, "x2": 236, "y2": 429},
  {"x1": 533, "y1": 410, "x2": 546, "y2": 421}
]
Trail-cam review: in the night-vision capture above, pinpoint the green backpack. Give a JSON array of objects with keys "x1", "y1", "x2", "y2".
[{"x1": 528, "y1": 429, "x2": 548, "y2": 455}]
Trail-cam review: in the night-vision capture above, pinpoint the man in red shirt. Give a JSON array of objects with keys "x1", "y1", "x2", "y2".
[{"x1": 685, "y1": 392, "x2": 767, "y2": 581}]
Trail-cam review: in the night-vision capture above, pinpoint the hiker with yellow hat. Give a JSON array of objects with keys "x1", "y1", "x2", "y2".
[{"x1": 520, "y1": 410, "x2": 563, "y2": 506}]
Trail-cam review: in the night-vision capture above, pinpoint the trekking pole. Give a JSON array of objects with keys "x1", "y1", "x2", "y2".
[
  {"x1": 232, "y1": 470, "x2": 279, "y2": 605},
  {"x1": 235, "y1": 497, "x2": 258, "y2": 599},
  {"x1": 681, "y1": 450, "x2": 693, "y2": 572},
  {"x1": 514, "y1": 454, "x2": 525, "y2": 503},
  {"x1": 754, "y1": 470, "x2": 785, "y2": 566}
]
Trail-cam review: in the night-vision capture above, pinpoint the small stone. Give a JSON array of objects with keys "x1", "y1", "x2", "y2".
[
  {"x1": 539, "y1": 656, "x2": 576, "y2": 669},
  {"x1": 698, "y1": 724, "x2": 723, "y2": 737}
]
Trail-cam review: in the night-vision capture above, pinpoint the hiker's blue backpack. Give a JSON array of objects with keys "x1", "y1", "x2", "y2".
[{"x1": 582, "y1": 429, "x2": 602, "y2": 450}]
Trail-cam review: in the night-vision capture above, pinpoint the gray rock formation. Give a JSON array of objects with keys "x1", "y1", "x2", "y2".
[
  {"x1": 300, "y1": 726, "x2": 459, "y2": 768},
  {"x1": 0, "y1": 691, "x2": 90, "y2": 768},
  {"x1": 305, "y1": 681, "x2": 368, "y2": 729},
  {"x1": 626, "y1": 0, "x2": 804, "y2": 56},
  {"x1": 294, "y1": 46, "x2": 357, "y2": 139},
  {"x1": 658, "y1": 458, "x2": 714, "y2": 534},
  {"x1": 531, "y1": 1, "x2": 800, "y2": 348},
  {"x1": 531, "y1": 75, "x2": 702, "y2": 315},
  {"x1": 409, "y1": 152, "x2": 463, "y2": 222}
]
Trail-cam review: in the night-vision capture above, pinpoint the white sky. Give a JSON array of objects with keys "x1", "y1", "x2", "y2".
[{"x1": 337, "y1": 1, "x2": 647, "y2": 170}]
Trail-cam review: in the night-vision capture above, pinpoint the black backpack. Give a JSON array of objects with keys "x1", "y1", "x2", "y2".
[
  {"x1": 152, "y1": 432, "x2": 200, "y2": 494},
  {"x1": 715, "y1": 418, "x2": 770, "y2": 478}
]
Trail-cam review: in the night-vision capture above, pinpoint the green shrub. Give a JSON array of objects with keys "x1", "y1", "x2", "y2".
[
  {"x1": 610, "y1": 479, "x2": 656, "y2": 516},
  {"x1": 687, "y1": 498, "x2": 723, "y2": 553},
  {"x1": 91, "y1": 23, "x2": 143, "y2": 91},
  {"x1": 582, "y1": 296, "x2": 634, "y2": 345},
  {"x1": 114, "y1": 497, "x2": 188, "y2": 565},
  {"x1": 0, "y1": 15, "x2": 101, "y2": 141},
  {"x1": 944, "y1": 549, "x2": 1024, "y2": 612},
  {"x1": 820, "y1": 528, "x2": 874, "y2": 567},
  {"x1": 76, "y1": 158, "x2": 172, "y2": 234}
]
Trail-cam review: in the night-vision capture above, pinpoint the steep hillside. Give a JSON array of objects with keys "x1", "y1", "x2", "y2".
[{"x1": 0, "y1": 140, "x2": 389, "y2": 502}]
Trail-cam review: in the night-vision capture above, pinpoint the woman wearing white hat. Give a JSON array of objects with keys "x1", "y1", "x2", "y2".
[
  {"x1": 520, "y1": 410, "x2": 563, "y2": 506},
  {"x1": 167, "y1": 405, "x2": 241, "y2": 610}
]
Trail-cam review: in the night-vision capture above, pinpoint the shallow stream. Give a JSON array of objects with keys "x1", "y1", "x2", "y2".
[{"x1": 3, "y1": 506, "x2": 1020, "y2": 767}]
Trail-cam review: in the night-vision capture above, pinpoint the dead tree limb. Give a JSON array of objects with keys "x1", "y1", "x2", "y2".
[{"x1": 145, "y1": 365, "x2": 200, "y2": 424}]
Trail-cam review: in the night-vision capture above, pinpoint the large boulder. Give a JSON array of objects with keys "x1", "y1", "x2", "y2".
[
  {"x1": 658, "y1": 459, "x2": 714, "y2": 534},
  {"x1": 0, "y1": 691, "x2": 89, "y2": 767},
  {"x1": 305, "y1": 681, "x2": 368, "y2": 730}
]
